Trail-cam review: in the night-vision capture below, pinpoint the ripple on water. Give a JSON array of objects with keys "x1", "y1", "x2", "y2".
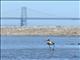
[{"x1": 1, "y1": 48, "x2": 80, "y2": 60}]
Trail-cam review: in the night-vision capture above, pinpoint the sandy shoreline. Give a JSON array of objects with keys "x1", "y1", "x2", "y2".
[{"x1": 1, "y1": 26, "x2": 80, "y2": 35}]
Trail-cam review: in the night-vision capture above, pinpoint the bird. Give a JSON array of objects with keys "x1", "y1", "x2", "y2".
[{"x1": 47, "y1": 39, "x2": 55, "y2": 50}]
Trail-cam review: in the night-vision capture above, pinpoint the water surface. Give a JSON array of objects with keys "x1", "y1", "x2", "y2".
[{"x1": 1, "y1": 35, "x2": 80, "y2": 60}]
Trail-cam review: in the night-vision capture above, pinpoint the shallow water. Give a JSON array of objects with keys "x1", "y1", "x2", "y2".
[
  {"x1": 1, "y1": 35, "x2": 80, "y2": 60},
  {"x1": 1, "y1": 48, "x2": 80, "y2": 60}
]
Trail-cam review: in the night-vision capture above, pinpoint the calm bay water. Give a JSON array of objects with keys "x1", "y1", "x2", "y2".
[{"x1": 1, "y1": 35, "x2": 80, "y2": 60}]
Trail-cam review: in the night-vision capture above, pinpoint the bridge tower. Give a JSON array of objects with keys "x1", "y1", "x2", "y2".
[{"x1": 21, "y1": 7, "x2": 27, "y2": 26}]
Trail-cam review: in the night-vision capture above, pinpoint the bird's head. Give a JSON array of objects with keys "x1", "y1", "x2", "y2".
[{"x1": 47, "y1": 39, "x2": 50, "y2": 41}]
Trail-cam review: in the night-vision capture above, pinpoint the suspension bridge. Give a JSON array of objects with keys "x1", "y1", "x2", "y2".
[{"x1": 1, "y1": 7, "x2": 80, "y2": 26}]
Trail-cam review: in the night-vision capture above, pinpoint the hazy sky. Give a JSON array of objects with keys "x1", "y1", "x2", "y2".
[{"x1": 1, "y1": 1, "x2": 80, "y2": 26}]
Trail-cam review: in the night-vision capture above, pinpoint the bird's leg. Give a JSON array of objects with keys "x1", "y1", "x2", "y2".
[
  {"x1": 52, "y1": 45, "x2": 55, "y2": 51},
  {"x1": 49, "y1": 45, "x2": 51, "y2": 51}
]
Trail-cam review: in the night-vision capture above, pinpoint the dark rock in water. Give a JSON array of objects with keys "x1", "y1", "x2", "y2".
[
  {"x1": 78, "y1": 43, "x2": 80, "y2": 45},
  {"x1": 73, "y1": 55, "x2": 78, "y2": 58}
]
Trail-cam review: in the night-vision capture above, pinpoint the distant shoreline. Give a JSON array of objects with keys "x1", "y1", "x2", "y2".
[{"x1": 1, "y1": 26, "x2": 80, "y2": 36}]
